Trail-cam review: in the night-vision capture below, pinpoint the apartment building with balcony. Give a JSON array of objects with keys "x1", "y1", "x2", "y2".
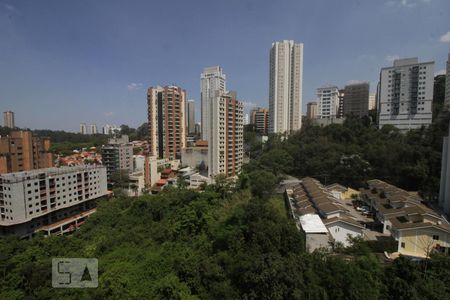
[
  {"x1": 377, "y1": 57, "x2": 434, "y2": 130},
  {"x1": 0, "y1": 131, "x2": 53, "y2": 174},
  {"x1": 208, "y1": 91, "x2": 243, "y2": 178},
  {"x1": 250, "y1": 107, "x2": 269, "y2": 134},
  {"x1": 0, "y1": 165, "x2": 108, "y2": 238},
  {"x1": 101, "y1": 135, "x2": 133, "y2": 179},
  {"x1": 317, "y1": 86, "x2": 340, "y2": 119},
  {"x1": 147, "y1": 85, "x2": 187, "y2": 160}
]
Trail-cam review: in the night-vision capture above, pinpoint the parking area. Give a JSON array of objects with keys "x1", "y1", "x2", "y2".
[{"x1": 334, "y1": 197, "x2": 372, "y2": 223}]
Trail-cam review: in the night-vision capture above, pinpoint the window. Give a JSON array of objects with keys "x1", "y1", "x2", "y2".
[
  {"x1": 401, "y1": 242, "x2": 405, "y2": 248},
  {"x1": 433, "y1": 235, "x2": 439, "y2": 241}
]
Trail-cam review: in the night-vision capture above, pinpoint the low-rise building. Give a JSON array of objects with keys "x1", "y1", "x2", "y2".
[
  {"x1": 286, "y1": 177, "x2": 365, "y2": 248},
  {"x1": 0, "y1": 165, "x2": 108, "y2": 238},
  {"x1": 360, "y1": 179, "x2": 450, "y2": 257}
]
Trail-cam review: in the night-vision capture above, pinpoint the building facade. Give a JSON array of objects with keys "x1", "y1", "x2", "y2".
[
  {"x1": 377, "y1": 57, "x2": 434, "y2": 130},
  {"x1": 269, "y1": 40, "x2": 303, "y2": 134},
  {"x1": 0, "y1": 131, "x2": 53, "y2": 174},
  {"x1": 446, "y1": 53, "x2": 450, "y2": 109},
  {"x1": 368, "y1": 94, "x2": 376, "y2": 111},
  {"x1": 317, "y1": 86, "x2": 340, "y2": 119},
  {"x1": 3, "y1": 111, "x2": 15, "y2": 128},
  {"x1": 337, "y1": 89, "x2": 345, "y2": 118},
  {"x1": 147, "y1": 85, "x2": 187, "y2": 160},
  {"x1": 343, "y1": 82, "x2": 370, "y2": 117},
  {"x1": 200, "y1": 66, "x2": 226, "y2": 141},
  {"x1": 439, "y1": 124, "x2": 450, "y2": 214},
  {"x1": 101, "y1": 135, "x2": 133, "y2": 178},
  {"x1": 250, "y1": 107, "x2": 269, "y2": 134},
  {"x1": 187, "y1": 99, "x2": 196, "y2": 135},
  {"x1": 306, "y1": 102, "x2": 318, "y2": 119},
  {"x1": 80, "y1": 123, "x2": 87, "y2": 135},
  {"x1": 0, "y1": 165, "x2": 108, "y2": 237},
  {"x1": 208, "y1": 91, "x2": 243, "y2": 178},
  {"x1": 89, "y1": 124, "x2": 97, "y2": 135}
]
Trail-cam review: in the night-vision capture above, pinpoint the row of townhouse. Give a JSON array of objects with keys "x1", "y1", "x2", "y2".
[
  {"x1": 360, "y1": 179, "x2": 450, "y2": 258},
  {"x1": 286, "y1": 177, "x2": 365, "y2": 252}
]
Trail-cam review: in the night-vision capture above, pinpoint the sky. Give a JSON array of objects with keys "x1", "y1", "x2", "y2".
[{"x1": 1, "y1": 0, "x2": 450, "y2": 132}]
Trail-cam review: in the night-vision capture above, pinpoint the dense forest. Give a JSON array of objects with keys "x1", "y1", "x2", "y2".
[
  {"x1": 244, "y1": 75, "x2": 449, "y2": 201},
  {"x1": 245, "y1": 113, "x2": 450, "y2": 202},
  {"x1": 1, "y1": 181, "x2": 450, "y2": 299}
]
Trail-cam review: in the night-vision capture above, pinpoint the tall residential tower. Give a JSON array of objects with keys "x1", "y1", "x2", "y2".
[
  {"x1": 187, "y1": 100, "x2": 196, "y2": 135},
  {"x1": 200, "y1": 66, "x2": 226, "y2": 140},
  {"x1": 269, "y1": 40, "x2": 303, "y2": 134},
  {"x1": 3, "y1": 111, "x2": 14, "y2": 128},
  {"x1": 445, "y1": 53, "x2": 450, "y2": 109},
  {"x1": 147, "y1": 85, "x2": 187, "y2": 160},
  {"x1": 207, "y1": 91, "x2": 243, "y2": 178}
]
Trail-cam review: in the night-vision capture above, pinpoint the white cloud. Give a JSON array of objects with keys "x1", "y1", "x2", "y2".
[
  {"x1": 439, "y1": 31, "x2": 450, "y2": 43},
  {"x1": 435, "y1": 69, "x2": 446, "y2": 76},
  {"x1": 386, "y1": 0, "x2": 430, "y2": 8},
  {"x1": 4, "y1": 4, "x2": 16, "y2": 11},
  {"x1": 127, "y1": 82, "x2": 143, "y2": 91},
  {"x1": 386, "y1": 55, "x2": 400, "y2": 62},
  {"x1": 241, "y1": 101, "x2": 258, "y2": 109},
  {"x1": 347, "y1": 80, "x2": 368, "y2": 85},
  {"x1": 104, "y1": 111, "x2": 114, "y2": 117}
]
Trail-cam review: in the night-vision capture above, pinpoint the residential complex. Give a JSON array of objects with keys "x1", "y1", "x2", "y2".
[
  {"x1": 446, "y1": 53, "x2": 450, "y2": 109},
  {"x1": 147, "y1": 85, "x2": 187, "y2": 160},
  {"x1": 361, "y1": 180, "x2": 450, "y2": 258},
  {"x1": 187, "y1": 99, "x2": 196, "y2": 135},
  {"x1": 269, "y1": 40, "x2": 303, "y2": 134},
  {"x1": 250, "y1": 107, "x2": 269, "y2": 134},
  {"x1": 207, "y1": 91, "x2": 243, "y2": 178},
  {"x1": 377, "y1": 57, "x2": 434, "y2": 130},
  {"x1": 343, "y1": 82, "x2": 370, "y2": 118},
  {"x1": 3, "y1": 111, "x2": 15, "y2": 128},
  {"x1": 102, "y1": 124, "x2": 121, "y2": 135},
  {"x1": 317, "y1": 86, "x2": 340, "y2": 119},
  {"x1": 306, "y1": 102, "x2": 318, "y2": 119},
  {"x1": 101, "y1": 135, "x2": 133, "y2": 179},
  {"x1": 0, "y1": 131, "x2": 53, "y2": 174},
  {"x1": 0, "y1": 165, "x2": 108, "y2": 238},
  {"x1": 89, "y1": 124, "x2": 97, "y2": 135},
  {"x1": 200, "y1": 66, "x2": 226, "y2": 141},
  {"x1": 286, "y1": 177, "x2": 365, "y2": 250}
]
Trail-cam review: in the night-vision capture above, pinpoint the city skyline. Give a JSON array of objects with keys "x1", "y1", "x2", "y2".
[{"x1": 1, "y1": 0, "x2": 450, "y2": 131}]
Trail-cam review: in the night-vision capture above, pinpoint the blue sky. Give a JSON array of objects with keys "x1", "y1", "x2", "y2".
[{"x1": 1, "y1": 0, "x2": 449, "y2": 131}]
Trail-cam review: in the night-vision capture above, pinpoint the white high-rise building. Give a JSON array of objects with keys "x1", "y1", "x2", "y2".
[
  {"x1": 445, "y1": 53, "x2": 450, "y2": 109},
  {"x1": 88, "y1": 124, "x2": 97, "y2": 135},
  {"x1": 208, "y1": 91, "x2": 243, "y2": 178},
  {"x1": 269, "y1": 40, "x2": 303, "y2": 134},
  {"x1": 368, "y1": 94, "x2": 376, "y2": 111},
  {"x1": 187, "y1": 99, "x2": 196, "y2": 135},
  {"x1": 201, "y1": 66, "x2": 226, "y2": 140},
  {"x1": 80, "y1": 123, "x2": 87, "y2": 135},
  {"x1": 377, "y1": 57, "x2": 434, "y2": 130},
  {"x1": 439, "y1": 123, "x2": 450, "y2": 214},
  {"x1": 3, "y1": 111, "x2": 15, "y2": 128},
  {"x1": 317, "y1": 86, "x2": 340, "y2": 119}
]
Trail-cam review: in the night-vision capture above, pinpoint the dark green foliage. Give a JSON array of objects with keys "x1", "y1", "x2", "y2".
[
  {"x1": 1, "y1": 188, "x2": 449, "y2": 299},
  {"x1": 254, "y1": 114, "x2": 450, "y2": 201}
]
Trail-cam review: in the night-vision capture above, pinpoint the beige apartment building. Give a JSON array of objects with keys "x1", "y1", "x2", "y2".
[
  {"x1": 0, "y1": 131, "x2": 53, "y2": 174},
  {"x1": 3, "y1": 111, "x2": 15, "y2": 128},
  {"x1": 306, "y1": 102, "x2": 318, "y2": 119},
  {"x1": 250, "y1": 107, "x2": 269, "y2": 134},
  {"x1": 208, "y1": 91, "x2": 243, "y2": 177},
  {"x1": 147, "y1": 85, "x2": 187, "y2": 160}
]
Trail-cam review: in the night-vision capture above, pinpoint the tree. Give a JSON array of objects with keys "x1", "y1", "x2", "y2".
[{"x1": 248, "y1": 170, "x2": 277, "y2": 198}]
